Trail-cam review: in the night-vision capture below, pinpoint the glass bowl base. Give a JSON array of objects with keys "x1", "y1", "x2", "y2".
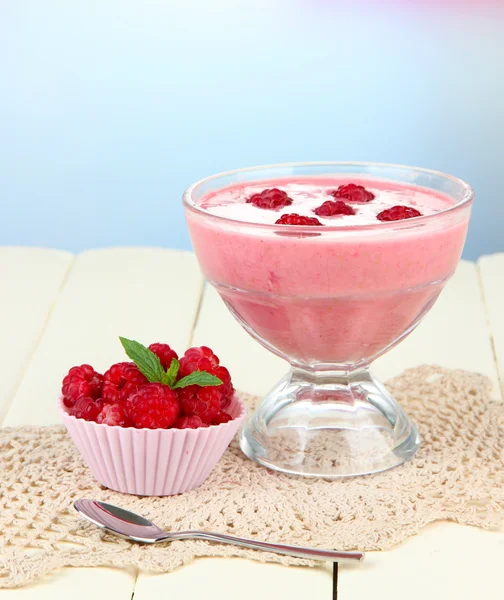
[{"x1": 240, "y1": 367, "x2": 420, "y2": 478}]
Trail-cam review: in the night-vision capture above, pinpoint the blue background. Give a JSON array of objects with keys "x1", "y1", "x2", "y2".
[{"x1": 2, "y1": 0, "x2": 503, "y2": 259}]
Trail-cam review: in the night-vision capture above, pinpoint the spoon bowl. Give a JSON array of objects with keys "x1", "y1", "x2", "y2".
[{"x1": 75, "y1": 499, "x2": 166, "y2": 543}]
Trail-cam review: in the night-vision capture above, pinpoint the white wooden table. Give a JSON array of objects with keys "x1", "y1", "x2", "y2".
[{"x1": 1, "y1": 247, "x2": 503, "y2": 599}]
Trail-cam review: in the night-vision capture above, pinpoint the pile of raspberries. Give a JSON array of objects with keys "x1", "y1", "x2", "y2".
[{"x1": 62, "y1": 343, "x2": 234, "y2": 430}]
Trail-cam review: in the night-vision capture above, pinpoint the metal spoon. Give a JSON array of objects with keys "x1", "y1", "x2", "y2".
[{"x1": 74, "y1": 498, "x2": 364, "y2": 563}]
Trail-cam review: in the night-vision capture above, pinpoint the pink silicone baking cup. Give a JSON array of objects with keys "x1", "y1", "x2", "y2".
[{"x1": 60, "y1": 396, "x2": 246, "y2": 496}]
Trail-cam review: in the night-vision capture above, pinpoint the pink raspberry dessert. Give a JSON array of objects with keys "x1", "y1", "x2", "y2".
[
  {"x1": 186, "y1": 173, "x2": 471, "y2": 365},
  {"x1": 183, "y1": 162, "x2": 473, "y2": 478}
]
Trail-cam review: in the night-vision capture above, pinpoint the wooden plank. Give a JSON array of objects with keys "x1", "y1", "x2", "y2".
[
  {"x1": 374, "y1": 260, "x2": 501, "y2": 395},
  {"x1": 133, "y1": 283, "x2": 329, "y2": 599},
  {"x1": 191, "y1": 283, "x2": 286, "y2": 396},
  {"x1": 135, "y1": 259, "x2": 503, "y2": 600},
  {"x1": 0, "y1": 568, "x2": 136, "y2": 600},
  {"x1": 4, "y1": 248, "x2": 204, "y2": 426},
  {"x1": 478, "y1": 253, "x2": 504, "y2": 397},
  {"x1": 4, "y1": 251, "x2": 501, "y2": 600},
  {"x1": 132, "y1": 279, "x2": 322, "y2": 599},
  {"x1": 340, "y1": 260, "x2": 504, "y2": 600},
  {"x1": 1, "y1": 248, "x2": 204, "y2": 599},
  {"x1": 0, "y1": 247, "x2": 73, "y2": 422},
  {"x1": 339, "y1": 522, "x2": 504, "y2": 600},
  {"x1": 180, "y1": 261, "x2": 501, "y2": 398},
  {"x1": 135, "y1": 559, "x2": 333, "y2": 600}
]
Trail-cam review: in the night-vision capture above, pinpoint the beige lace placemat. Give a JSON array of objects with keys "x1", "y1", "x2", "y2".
[{"x1": 1, "y1": 366, "x2": 504, "y2": 588}]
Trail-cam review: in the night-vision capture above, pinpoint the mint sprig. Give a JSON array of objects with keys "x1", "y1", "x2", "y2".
[
  {"x1": 118, "y1": 337, "x2": 223, "y2": 389},
  {"x1": 119, "y1": 337, "x2": 164, "y2": 382},
  {"x1": 162, "y1": 358, "x2": 180, "y2": 387},
  {"x1": 173, "y1": 371, "x2": 223, "y2": 389}
]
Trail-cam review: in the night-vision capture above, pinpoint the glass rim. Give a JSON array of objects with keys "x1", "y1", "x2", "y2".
[{"x1": 182, "y1": 161, "x2": 474, "y2": 232}]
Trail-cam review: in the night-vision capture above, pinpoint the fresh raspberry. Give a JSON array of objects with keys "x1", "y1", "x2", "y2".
[
  {"x1": 148, "y1": 343, "x2": 178, "y2": 370},
  {"x1": 212, "y1": 365, "x2": 234, "y2": 409},
  {"x1": 246, "y1": 188, "x2": 293, "y2": 210},
  {"x1": 331, "y1": 183, "x2": 375, "y2": 203},
  {"x1": 313, "y1": 200, "x2": 355, "y2": 217},
  {"x1": 128, "y1": 383, "x2": 180, "y2": 429},
  {"x1": 96, "y1": 403, "x2": 132, "y2": 427},
  {"x1": 175, "y1": 415, "x2": 208, "y2": 429},
  {"x1": 275, "y1": 213, "x2": 323, "y2": 226},
  {"x1": 376, "y1": 205, "x2": 422, "y2": 222},
  {"x1": 178, "y1": 347, "x2": 233, "y2": 409},
  {"x1": 212, "y1": 410, "x2": 233, "y2": 425},
  {"x1": 102, "y1": 362, "x2": 148, "y2": 404},
  {"x1": 179, "y1": 346, "x2": 220, "y2": 378},
  {"x1": 62, "y1": 365, "x2": 103, "y2": 408},
  {"x1": 69, "y1": 397, "x2": 103, "y2": 421},
  {"x1": 178, "y1": 386, "x2": 221, "y2": 425}
]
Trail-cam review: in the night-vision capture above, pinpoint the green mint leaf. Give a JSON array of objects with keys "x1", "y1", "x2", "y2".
[
  {"x1": 119, "y1": 337, "x2": 164, "y2": 383},
  {"x1": 162, "y1": 358, "x2": 180, "y2": 387},
  {"x1": 172, "y1": 371, "x2": 223, "y2": 389}
]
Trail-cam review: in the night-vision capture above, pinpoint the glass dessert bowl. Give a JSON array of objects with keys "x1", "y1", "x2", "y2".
[{"x1": 183, "y1": 162, "x2": 473, "y2": 478}]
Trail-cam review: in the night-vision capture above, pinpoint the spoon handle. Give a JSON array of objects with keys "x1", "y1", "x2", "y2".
[{"x1": 176, "y1": 531, "x2": 364, "y2": 562}]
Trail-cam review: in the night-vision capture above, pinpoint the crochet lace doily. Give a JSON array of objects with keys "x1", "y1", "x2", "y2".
[{"x1": 1, "y1": 366, "x2": 503, "y2": 588}]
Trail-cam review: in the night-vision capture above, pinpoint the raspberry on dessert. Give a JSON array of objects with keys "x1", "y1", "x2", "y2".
[
  {"x1": 331, "y1": 183, "x2": 375, "y2": 203},
  {"x1": 313, "y1": 200, "x2": 355, "y2": 217},
  {"x1": 102, "y1": 362, "x2": 148, "y2": 404},
  {"x1": 179, "y1": 346, "x2": 220, "y2": 378},
  {"x1": 212, "y1": 410, "x2": 233, "y2": 425},
  {"x1": 174, "y1": 415, "x2": 208, "y2": 429},
  {"x1": 148, "y1": 343, "x2": 178, "y2": 370},
  {"x1": 69, "y1": 397, "x2": 103, "y2": 421},
  {"x1": 128, "y1": 383, "x2": 180, "y2": 429},
  {"x1": 178, "y1": 385, "x2": 221, "y2": 425},
  {"x1": 376, "y1": 205, "x2": 423, "y2": 221},
  {"x1": 62, "y1": 364, "x2": 103, "y2": 408},
  {"x1": 246, "y1": 188, "x2": 294, "y2": 210},
  {"x1": 275, "y1": 213, "x2": 323, "y2": 226},
  {"x1": 96, "y1": 403, "x2": 132, "y2": 427}
]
